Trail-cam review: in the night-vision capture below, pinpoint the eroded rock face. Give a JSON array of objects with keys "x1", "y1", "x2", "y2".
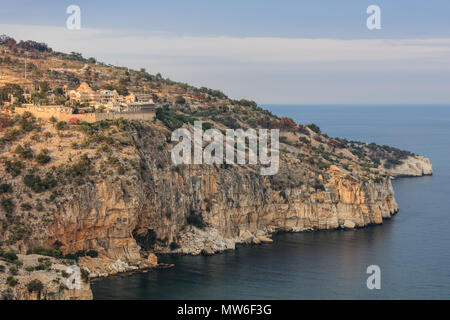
[
  {"x1": 43, "y1": 125, "x2": 403, "y2": 261},
  {"x1": 385, "y1": 156, "x2": 433, "y2": 177}
]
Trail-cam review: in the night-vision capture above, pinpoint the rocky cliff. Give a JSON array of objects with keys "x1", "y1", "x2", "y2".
[
  {"x1": 0, "y1": 112, "x2": 433, "y2": 300},
  {"x1": 0, "y1": 37, "x2": 433, "y2": 300},
  {"x1": 38, "y1": 121, "x2": 427, "y2": 260},
  {"x1": 0, "y1": 114, "x2": 433, "y2": 278}
]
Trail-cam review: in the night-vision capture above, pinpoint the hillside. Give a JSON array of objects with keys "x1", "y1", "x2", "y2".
[{"x1": 0, "y1": 36, "x2": 432, "y2": 300}]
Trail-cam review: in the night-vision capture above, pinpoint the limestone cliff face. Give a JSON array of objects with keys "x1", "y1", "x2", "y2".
[
  {"x1": 385, "y1": 156, "x2": 433, "y2": 177},
  {"x1": 43, "y1": 124, "x2": 404, "y2": 262}
]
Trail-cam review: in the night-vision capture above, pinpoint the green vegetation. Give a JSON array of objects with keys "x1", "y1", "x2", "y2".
[
  {"x1": 27, "y1": 279, "x2": 44, "y2": 293},
  {"x1": 14, "y1": 144, "x2": 34, "y2": 159},
  {"x1": 81, "y1": 269, "x2": 89, "y2": 282},
  {"x1": 6, "y1": 276, "x2": 18, "y2": 287},
  {"x1": 67, "y1": 154, "x2": 92, "y2": 177},
  {"x1": 23, "y1": 173, "x2": 57, "y2": 192},
  {"x1": 0, "y1": 183, "x2": 13, "y2": 194},
  {"x1": 306, "y1": 123, "x2": 321, "y2": 134},
  {"x1": 31, "y1": 247, "x2": 62, "y2": 258},
  {"x1": 55, "y1": 121, "x2": 69, "y2": 131},
  {"x1": 0, "y1": 250, "x2": 18, "y2": 262},
  {"x1": 1, "y1": 198, "x2": 15, "y2": 214},
  {"x1": 170, "y1": 241, "x2": 181, "y2": 250},
  {"x1": 2, "y1": 158, "x2": 24, "y2": 176},
  {"x1": 9, "y1": 266, "x2": 18, "y2": 275},
  {"x1": 133, "y1": 229, "x2": 157, "y2": 251},
  {"x1": 20, "y1": 203, "x2": 32, "y2": 211},
  {"x1": 35, "y1": 149, "x2": 51, "y2": 164},
  {"x1": 187, "y1": 210, "x2": 206, "y2": 229},
  {"x1": 156, "y1": 106, "x2": 197, "y2": 130},
  {"x1": 86, "y1": 250, "x2": 99, "y2": 258}
]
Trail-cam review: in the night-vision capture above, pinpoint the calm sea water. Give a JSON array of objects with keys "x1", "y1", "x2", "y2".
[{"x1": 92, "y1": 105, "x2": 450, "y2": 300}]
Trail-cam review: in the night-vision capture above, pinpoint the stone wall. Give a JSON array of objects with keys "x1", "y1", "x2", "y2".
[{"x1": 13, "y1": 105, "x2": 155, "y2": 123}]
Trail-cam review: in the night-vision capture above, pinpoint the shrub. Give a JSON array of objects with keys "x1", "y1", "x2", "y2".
[
  {"x1": 1, "y1": 198, "x2": 15, "y2": 214},
  {"x1": 187, "y1": 210, "x2": 206, "y2": 229},
  {"x1": 0, "y1": 183, "x2": 13, "y2": 194},
  {"x1": 27, "y1": 280, "x2": 44, "y2": 293},
  {"x1": 20, "y1": 203, "x2": 33, "y2": 211},
  {"x1": 86, "y1": 250, "x2": 98, "y2": 258},
  {"x1": 25, "y1": 266, "x2": 35, "y2": 272},
  {"x1": 55, "y1": 121, "x2": 68, "y2": 130},
  {"x1": 0, "y1": 265, "x2": 5, "y2": 272},
  {"x1": 35, "y1": 261, "x2": 52, "y2": 270},
  {"x1": 133, "y1": 229, "x2": 157, "y2": 251},
  {"x1": 155, "y1": 107, "x2": 198, "y2": 131},
  {"x1": 373, "y1": 177, "x2": 383, "y2": 183},
  {"x1": 6, "y1": 276, "x2": 18, "y2": 287},
  {"x1": 175, "y1": 95, "x2": 186, "y2": 104},
  {"x1": 31, "y1": 247, "x2": 62, "y2": 258},
  {"x1": 35, "y1": 150, "x2": 51, "y2": 164},
  {"x1": 170, "y1": 241, "x2": 181, "y2": 250},
  {"x1": 23, "y1": 173, "x2": 57, "y2": 192},
  {"x1": 9, "y1": 266, "x2": 18, "y2": 275},
  {"x1": 3, "y1": 159, "x2": 24, "y2": 176},
  {"x1": 53, "y1": 240, "x2": 63, "y2": 249},
  {"x1": 1, "y1": 128, "x2": 21, "y2": 143},
  {"x1": 68, "y1": 154, "x2": 91, "y2": 176},
  {"x1": 306, "y1": 123, "x2": 321, "y2": 134},
  {"x1": 12, "y1": 259, "x2": 23, "y2": 267},
  {"x1": 1, "y1": 251, "x2": 18, "y2": 262},
  {"x1": 35, "y1": 201, "x2": 44, "y2": 212},
  {"x1": 81, "y1": 268, "x2": 89, "y2": 282},
  {"x1": 18, "y1": 112, "x2": 37, "y2": 132},
  {"x1": 14, "y1": 144, "x2": 34, "y2": 159}
]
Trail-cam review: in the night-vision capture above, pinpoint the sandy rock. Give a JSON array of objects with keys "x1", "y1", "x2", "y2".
[
  {"x1": 386, "y1": 156, "x2": 433, "y2": 177},
  {"x1": 258, "y1": 236, "x2": 273, "y2": 244},
  {"x1": 343, "y1": 220, "x2": 356, "y2": 229},
  {"x1": 146, "y1": 253, "x2": 158, "y2": 266},
  {"x1": 201, "y1": 247, "x2": 215, "y2": 256},
  {"x1": 240, "y1": 230, "x2": 254, "y2": 244},
  {"x1": 252, "y1": 237, "x2": 261, "y2": 245}
]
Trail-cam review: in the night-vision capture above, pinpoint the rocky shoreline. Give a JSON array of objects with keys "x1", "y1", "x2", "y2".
[{"x1": 0, "y1": 115, "x2": 433, "y2": 299}]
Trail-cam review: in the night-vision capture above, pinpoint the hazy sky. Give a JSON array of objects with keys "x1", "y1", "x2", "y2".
[{"x1": 1, "y1": 0, "x2": 450, "y2": 104}]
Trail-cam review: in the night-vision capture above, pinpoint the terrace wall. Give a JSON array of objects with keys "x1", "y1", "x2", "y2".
[{"x1": 13, "y1": 106, "x2": 155, "y2": 123}]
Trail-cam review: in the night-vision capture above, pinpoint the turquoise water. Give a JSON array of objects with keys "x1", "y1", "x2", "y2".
[{"x1": 92, "y1": 105, "x2": 450, "y2": 300}]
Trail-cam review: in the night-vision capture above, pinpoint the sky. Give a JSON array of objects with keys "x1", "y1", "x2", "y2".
[{"x1": 1, "y1": 0, "x2": 450, "y2": 104}]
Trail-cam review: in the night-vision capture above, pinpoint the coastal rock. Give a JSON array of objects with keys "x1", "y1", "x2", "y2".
[
  {"x1": 343, "y1": 220, "x2": 356, "y2": 229},
  {"x1": 386, "y1": 156, "x2": 433, "y2": 177},
  {"x1": 44, "y1": 133, "x2": 403, "y2": 259},
  {"x1": 201, "y1": 247, "x2": 215, "y2": 256},
  {"x1": 258, "y1": 236, "x2": 274, "y2": 244},
  {"x1": 240, "y1": 230, "x2": 254, "y2": 244},
  {"x1": 1, "y1": 120, "x2": 429, "y2": 275},
  {"x1": 146, "y1": 253, "x2": 158, "y2": 266}
]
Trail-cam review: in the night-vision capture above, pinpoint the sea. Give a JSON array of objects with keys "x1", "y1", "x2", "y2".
[{"x1": 92, "y1": 105, "x2": 450, "y2": 299}]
